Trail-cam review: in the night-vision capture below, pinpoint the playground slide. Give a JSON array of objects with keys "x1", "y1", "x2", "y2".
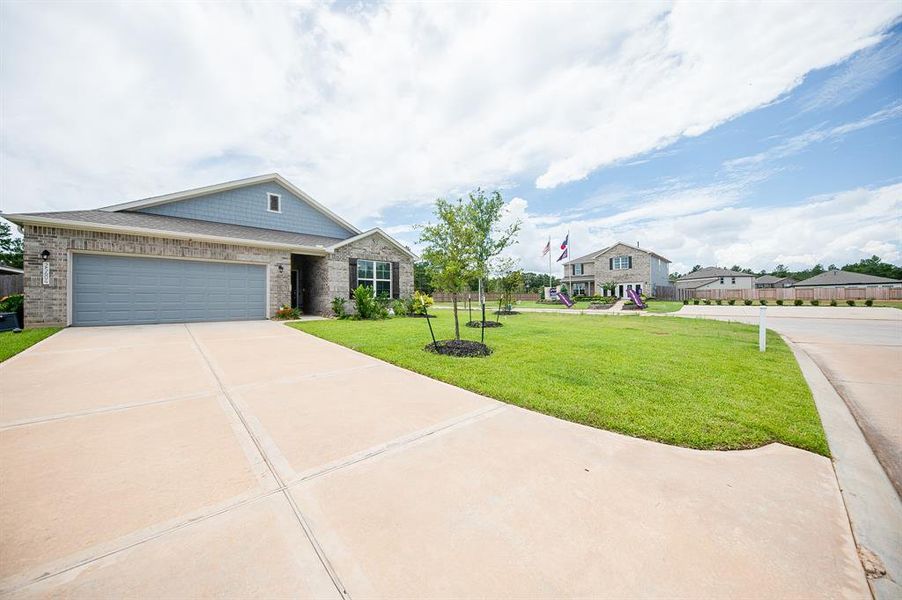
[
  {"x1": 627, "y1": 288, "x2": 646, "y2": 309},
  {"x1": 558, "y1": 292, "x2": 575, "y2": 308}
]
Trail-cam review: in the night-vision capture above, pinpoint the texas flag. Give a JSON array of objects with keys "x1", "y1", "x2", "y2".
[
  {"x1": 556, "y1": 234, "x2": 569, "y2": 262},
  {"x1": 541, "y1": 239, "x2": 550, "y2": 256}
]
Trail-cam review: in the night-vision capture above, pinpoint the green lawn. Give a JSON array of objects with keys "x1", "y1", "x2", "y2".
[
  {"x1": 290, "y1": 313, "x2": 828, "y2": 455},
  {"x1": 0, "y1": 327, "x2": 61, "y2": 363},
  {"x1": 643, "y1": 300, "x2": 684, "y2": 313}
]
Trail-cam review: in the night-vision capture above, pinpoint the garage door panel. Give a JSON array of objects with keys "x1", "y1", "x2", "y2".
[{"x1": 72, "y1": 255, "x2": 267, "y2": 326}]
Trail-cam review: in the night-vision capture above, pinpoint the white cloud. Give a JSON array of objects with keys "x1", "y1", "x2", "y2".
[
  {"x1": 1, "y1": 1, "x2": 899, "y2": 221},
  {"x1": 502, "y1": 183, "x2": 902, "y2": 274}
]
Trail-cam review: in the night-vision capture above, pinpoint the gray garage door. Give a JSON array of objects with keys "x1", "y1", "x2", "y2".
[{"x1": 72, "y1": 254, "x2": 266, "y2": 326}]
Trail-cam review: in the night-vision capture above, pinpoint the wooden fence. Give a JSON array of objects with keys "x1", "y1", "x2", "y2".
[
  {"x1": 431, "y1": 292, "x2": 540, "y2": 303},
  {"x1": 0, "y1": 274, "x2": 23, "y2": 297},
  {"x1": 655, "y1": 285, "x2": 902, "y2": 301}
]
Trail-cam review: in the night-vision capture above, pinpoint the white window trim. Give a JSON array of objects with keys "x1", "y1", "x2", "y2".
[
  {"x1": 267, "y1": 193, "x2": 282, "y2": 213},
  {"x1": 612, "y1": 255, "x2": 630, "y2": 270},
  {"x1": 357, "y1": 259, "x2": 392, "y2": 297},
  {"x1": 573, "y1": 263, "x2": 584, "y2": 275}
]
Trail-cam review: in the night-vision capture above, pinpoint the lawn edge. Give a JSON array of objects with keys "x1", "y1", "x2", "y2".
[{"x1": 0, "y1": 327, "x2": 63, "y2": 365}]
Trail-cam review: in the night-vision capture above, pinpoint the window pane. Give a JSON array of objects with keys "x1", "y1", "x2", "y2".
[
  {"x1": 358, "y1": 279, "x2": 374, "y2": 289},
  {"x1": 376, "y1": 280, "x2": 390, "y2": 296},
  {"x1": 357, "y1": 260, "x2": 373, "y2": 279},
  {"x1": 375, "y1": 261, "x2": 391, "y2": 279}
]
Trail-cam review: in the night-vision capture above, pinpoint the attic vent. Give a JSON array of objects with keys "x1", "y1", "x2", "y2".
[{"x1": 267, "y1": 193, "x2": 281, "y2": 213}]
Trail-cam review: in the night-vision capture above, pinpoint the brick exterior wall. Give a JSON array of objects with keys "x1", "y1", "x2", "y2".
[
  {"x1": 315, "y1": 233, "x2": 414, "y2": 316},
  {"x1": 593, "y1": 243, "x2": 653, "y2": 292},
  {"x1": 22, "y1": 225, "x2": 292, "y2": 327}
]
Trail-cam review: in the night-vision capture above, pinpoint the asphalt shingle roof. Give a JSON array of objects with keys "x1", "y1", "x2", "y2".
[
  {"x1": 677, "y1": 267, "x2": 754, "y2": 280},
  {"x1": 795, "y1": 270, "x2": 902, "y2": 286},
  {"x1": 8, "y1": 210, "x2": 347, "y2": 248}
]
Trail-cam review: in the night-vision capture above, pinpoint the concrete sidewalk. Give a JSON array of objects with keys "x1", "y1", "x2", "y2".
[{"x1": 0, "y1": 320, "x2": 870, "y2": 598}]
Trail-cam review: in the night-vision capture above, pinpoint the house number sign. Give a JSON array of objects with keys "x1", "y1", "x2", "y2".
[{"x1": 42, "y1": 261, "x2": 50, "y2": 285}]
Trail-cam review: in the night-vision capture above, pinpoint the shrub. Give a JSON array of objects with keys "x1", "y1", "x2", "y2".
[
  {"x1": 759, "y1": 299, "x2": 768, "y2": 305},
  {"x1": 274, "y1": 305, "x2": 300, "y2": 320},
  {"x1": 794, "y1": 299, "x2": 803, "y2": 306},
  {"x1": 810, "y1": 299, "x2": 819, "y2": 306},
  {"x1": 744, "y1": 299, "x2": 753, "y2": 306},
  {"x1": 703, "y1": 299, "x2": 711, "y2": 305},
  {"x1": 392, "y1": 299, "x2": 407, "y2": 315},
  {"x1": 409, "y1": 290, "x2": 434, "y2": 315},
  {"x1": 683, "y1": 299, "x2": 689, "y2": 305},
  {"x1": 693, "y1": 299, "x2": 700, "y2": 305},
  {"x1": 776, "y1": 299, "x2": 784, "y2": 306},
  {"x1": 331, "y1": 297, "x2": 347, "y2": 318},
  {"x1": 846, "y1": 299, "x2": 856, "y2": 307},
  {"x1": 352, "y1": 285, "x2": 387, "y2": 320},
  {"x1": 727, "y1": 299, "x2": 736, "y2": 305},
  {"x1": 715, "y1": 299, "x2": 723, "y2": 305},
  {"x1": 0, "y1": 294, "x2": 23, "y2": 313},
  {"x1": 865, "y1": 299, "x2": 874, "y2": 307},
  {"x1": 829, "y1": 299, "x2": 837, "y2": 307}
]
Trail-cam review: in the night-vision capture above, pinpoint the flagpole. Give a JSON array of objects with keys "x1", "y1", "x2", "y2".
[
  {"x1": 567, "y1": 230, "x2": 571, "y2": 295},
  {"x1": 547, "y1": 236, "x2": 552, "y2": 291}
]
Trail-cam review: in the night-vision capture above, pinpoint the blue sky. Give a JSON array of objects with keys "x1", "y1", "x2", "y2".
[{"x1": 1, "y1": 2, "x2": 900, "y2": 274}]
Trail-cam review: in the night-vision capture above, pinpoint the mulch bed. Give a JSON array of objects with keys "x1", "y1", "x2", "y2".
[
  {"x1": 424, "y1": 339, "x2": 493, "y2": 357},
  {"x1": 466, "y1": 320, "x2": 503, "y2": 328},
  {"x1": 407, "y1": 313, "x2": 437, "y2": 318},
  {"x1": 493, "y1": 310, "x2": 520, "y2": 315}
]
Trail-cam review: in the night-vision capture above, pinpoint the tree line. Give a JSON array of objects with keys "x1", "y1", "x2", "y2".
[{"x1": 669, "y1": 255, "x2": 902, "y2": 283}]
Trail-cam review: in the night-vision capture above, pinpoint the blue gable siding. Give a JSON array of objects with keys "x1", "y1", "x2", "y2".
[{"x1": 136, "y1": 182, "x2": 355, "y2": 239}]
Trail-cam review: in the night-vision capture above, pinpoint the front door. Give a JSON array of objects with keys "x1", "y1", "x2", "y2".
[{"x1": 618, "y1": 284, "x2": 624, "y2": 298}]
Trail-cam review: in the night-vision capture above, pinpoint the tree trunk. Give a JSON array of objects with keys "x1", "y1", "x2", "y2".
[{"x1": 451, "y1": 293, "x2": 461, "y2": 340}]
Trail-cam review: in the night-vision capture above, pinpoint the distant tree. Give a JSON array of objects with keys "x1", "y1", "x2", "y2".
[
  {"x1": 827, "y1": 264, "x2": 838, "y2": 271},
  {"x1": 0, "y1": 220, "x2": 23, "y2": 269},
  {"x1": 730, "y1": 264, "x2": 741, "y2": 272},
  {"x1": 773, "y1": 264, "x2": 788, "y2": 278},
  {"x1": 413, "y1": 261, "x2": 434, "y2": 294},
  {"x1": 842, "y1": 255, "x2": 902, "y2": 280},
  {"x1": 418, "y1": 199, "x2": 475, "y2": 341},
  {"x1": 690, "y1": 264, "x2": 702, "y2": 273},
  {"x1": 522, "y1": 271, "x2": 559, "y2": 291}
]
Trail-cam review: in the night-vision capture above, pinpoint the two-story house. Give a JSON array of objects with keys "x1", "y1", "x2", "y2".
[
  {"x1": 562, "y1": 242, "x2": 671, "y2": 298},
  {"x1": 675, "y1": 268, "x2": 755, "y2": 291}
]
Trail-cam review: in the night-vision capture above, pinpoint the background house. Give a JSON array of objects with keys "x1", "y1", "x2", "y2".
[
  {"x1": 755, "y1": 275, "x2": 797, "y2": 288},
  {"x1": 5, "y1": 174, "x2": 415, "y2": 327},
  {"x1": 675, "y1": 268, "x2": 755, "y2": 291},
  {"x1": 793, "y1": 270, "x2": 902, "y2": 289},
  {"x1": 563, "y1": 242, "x2": 670, "y2": 298}
]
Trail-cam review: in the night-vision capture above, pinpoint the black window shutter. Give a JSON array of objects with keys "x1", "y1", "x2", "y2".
[
  {"x1": 628, "y1": 256, "x2": 633, "y2": 269},
  {"x1": 391, "y1": 262, "x2": 400, "y2": 298},
  {"x1": 609, "y1": 258, "x2": 613, "y2": 270},
  {"x1": 349, "y1": 258, "x2": 357, "y2": 298}
]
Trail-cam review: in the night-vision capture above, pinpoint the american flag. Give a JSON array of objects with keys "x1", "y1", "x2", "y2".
[{"x1": 541, "y1": 239, "x2": 550, "y2": 256}]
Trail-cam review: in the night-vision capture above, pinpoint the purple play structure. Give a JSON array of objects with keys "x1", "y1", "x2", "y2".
[
  {"x1": 627, "y1": 288, "x2": 646, "y2": 309},
  {"x1": 557, "y1": 292, "x2": 574, "y2": 308}
]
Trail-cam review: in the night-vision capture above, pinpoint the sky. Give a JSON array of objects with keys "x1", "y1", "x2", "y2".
[{"x1": 1, "y1": 1, "x2": 900, "y2": 275}]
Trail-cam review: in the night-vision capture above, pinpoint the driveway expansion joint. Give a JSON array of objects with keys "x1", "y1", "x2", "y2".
[{"x1": 183, "y1": 324, "x2": 351, "y2": 600}]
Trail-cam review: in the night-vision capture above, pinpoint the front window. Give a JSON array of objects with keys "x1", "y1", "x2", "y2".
[
  {"x1": 573, "y1": 263, "x2": 584, "y2": 276},
  {"x1": 572, "y1": 282, "x2": 587, "y2": 295},
  {"x1": 731, "y1": 277, "x2": 736, "y2": 284},
  {"x1": 357, "y1": 259, "x2": 391, "y2": 297},
  {"x1": 612, "y1": 256, "x2": 630, "y2": 270}
]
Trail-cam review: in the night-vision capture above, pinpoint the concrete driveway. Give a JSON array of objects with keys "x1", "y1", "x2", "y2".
[{"x1": 1, "y1": 321, "x2": 868, "y2": 598}]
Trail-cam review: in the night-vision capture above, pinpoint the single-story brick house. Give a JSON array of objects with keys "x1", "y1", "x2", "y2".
[
  {"x1": 4, "y1": 174, "x2": 415, "y2": 327},
  {"x1": 793, "y1": 270, "x2": 902, "y2": 289}
]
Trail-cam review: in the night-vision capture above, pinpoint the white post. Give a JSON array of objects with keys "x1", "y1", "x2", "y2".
[{"x1": 759, "y1": 306, "x2": 766, "y2": 352}]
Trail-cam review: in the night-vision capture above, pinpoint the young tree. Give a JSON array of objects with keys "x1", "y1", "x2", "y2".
[
  {"x1": 0, "y1": 219, "x2": 24, "y2": 269},
  {"x1": 418, "y1": 199, "x2": 474, "y2": 340},
  {"x1": 464, "y1": 189, "x2": 521, "y2": 316}
]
